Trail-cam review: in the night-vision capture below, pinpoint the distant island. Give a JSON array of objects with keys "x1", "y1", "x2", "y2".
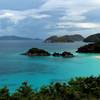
[
  {"x1": 0, "y1": 36, "x2": 34, "y2": 40},
  {"x1": 84, "y1": 33, "x2": 100, "y2": 42},
  {"x1": 44, "y1": 34, "x2": 84, "y2": 43}
]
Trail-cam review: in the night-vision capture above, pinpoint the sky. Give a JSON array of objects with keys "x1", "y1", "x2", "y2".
[{"x1": 0, "y1": 0, "x2": 100, "y2": 38}]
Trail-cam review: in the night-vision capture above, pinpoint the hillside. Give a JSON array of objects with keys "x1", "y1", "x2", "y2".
[
  {"x1": 84, "y1": 33, "x2": 100, "y2": 42},
  {"x1": 44, "y1": 34, "x2": 84, "y2": 43}
]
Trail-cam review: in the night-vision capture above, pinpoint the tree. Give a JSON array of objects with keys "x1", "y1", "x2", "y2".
[
  {"x1": 11, "y1": 82, "x2": 35, "y2": 100},
  {"x1": 0, "y1": 86, "x2": 10, "y2": 100}
]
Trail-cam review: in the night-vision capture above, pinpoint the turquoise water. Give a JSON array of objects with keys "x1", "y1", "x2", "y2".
[{"x1": 0, "y1": 40, "x2": 100, "y2": 92}]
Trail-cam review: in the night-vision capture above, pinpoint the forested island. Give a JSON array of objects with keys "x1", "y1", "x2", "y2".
[
  {"x1": 44, "y1": 34, "x2": 84, "y2": 43},
  {"x1": 44, "y1": 33, "x2": 100, "y2": 43},
  {"x1": 84, "y1": 33, "x2": 100, "y2": 42},
  {"x1": 77, "y1": 42, "x2": 100, "y2": 53}
]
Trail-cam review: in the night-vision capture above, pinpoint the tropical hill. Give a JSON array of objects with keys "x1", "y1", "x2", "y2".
[
  {"x1": 77, "y1": 42, "x2": 100, "y2": 53},
  {"x1": 44, "y1": 34, "x2": 84, "y2": 43},
  {"x1": 84, "y1": 33, "x2": 100, "y2": 42}
]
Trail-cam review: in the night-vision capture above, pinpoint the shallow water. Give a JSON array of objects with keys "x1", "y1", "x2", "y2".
[{"x1": 0, "y1": 40, "x2": 100, "y2": 92}]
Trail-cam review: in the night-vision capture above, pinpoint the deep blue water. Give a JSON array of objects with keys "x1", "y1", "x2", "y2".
[{"x1": 0, "y1": 40, "x2": 100, "y2": 92}]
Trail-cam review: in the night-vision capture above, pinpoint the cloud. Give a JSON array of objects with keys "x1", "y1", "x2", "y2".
[
  {"x1": 41, "y1": 0, "x2": 100, "y2": 12},
  {"x1": 0, "y1": 9, "x2": 50, "y2": 23},
  {"x1": 40, "y1": 0, "x2": 100, "y2": 22},
  {"x1": 40, "y1": 0, "x2": 100, "y2": 36},
  {"x1": 56, "y1": 22, "x2": 100, "y2": 29},
  {"x1": 75, "y1": 23, "x2": 100, "y2": 29},
  {"x1": 0, "y1": 0, "x2": 100, "y2": 37}
]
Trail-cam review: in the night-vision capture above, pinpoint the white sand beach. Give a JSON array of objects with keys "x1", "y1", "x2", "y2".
[{"x1": 95, "y1": 56, "x2": 100, "y2": 59}]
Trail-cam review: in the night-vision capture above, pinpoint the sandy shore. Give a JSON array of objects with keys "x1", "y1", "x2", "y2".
[{"x1": 95, "y1": 56, "x2": 100, "y2": 59}]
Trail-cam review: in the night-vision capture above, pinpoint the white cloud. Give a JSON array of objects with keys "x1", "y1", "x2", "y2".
[
  {"x1": 60, "y1": 14, "x2": 86, "y2": 22},
  {"x1": 41, "y1": 0, "x2": 100, "y2": 11},
  {"x1": 31, "y1": 14, "x2": 50, "y2": 19},
  {"x1": 40, "y1": 0, "x2": 70, "y2": 11},
  {"x1": 75, "y1": 23, "x2": 100, "y2": 29},
  {"x1": 41, "y1": 0, "x2": 100, "y2": 23},
  {"x1": 0, "y1": 9, "x2": 50, "y2": 24},
  {"x1": 0, "y1": 0, "x2": 100, "y2": 37},
  {"x1": 40, "y1": 0, "x2": 100, "y2": 34},
  {"x1": 0, "y1": 11, "x2": 26, "y2": 23},
  {"x1": 56, "y1": 22, "x2": 100, "y2": 29},
  {"x1": 0, "y1": 0, "x2": 100, "y2": 25}
]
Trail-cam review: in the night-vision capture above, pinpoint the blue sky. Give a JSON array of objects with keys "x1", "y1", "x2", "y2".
[{"x1": 0, "y1": 0, "x2": 100, "y2": 38}]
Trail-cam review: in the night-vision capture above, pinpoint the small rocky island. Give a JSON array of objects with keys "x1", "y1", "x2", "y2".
[
  {"x1": 23, "y1": 48, "x2": 51, "y2": 56},
  {"x1": 53, "y1": 52, "x2": 74, "y2": 57},
  {"x1": 23, "y1": 48, "x2": 74, "y2": 58},
  {"x1": 77, "y1": 42, "x2": 100, "y2": 53}
]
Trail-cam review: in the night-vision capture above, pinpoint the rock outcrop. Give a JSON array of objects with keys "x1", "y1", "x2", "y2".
[
  {"x1": 76, "y1": 42, "x2": 100, "y2": 53},
  {"x1": 52, "y1": 51, "x2": 74, "y2": 57},
  {"x1": 23, "y1": 48, "x2": 50, "y2": 56},
  {"x1": 23, "y1": 48, "x2": 74, "y2": 58}
]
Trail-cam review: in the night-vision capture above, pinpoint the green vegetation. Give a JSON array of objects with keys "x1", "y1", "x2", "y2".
[
  {"x1": 1, "y1": 76, "x2": 100, "y2": 100},
  {"x1": 44, "y1": 34, "x2": 84, "y2": 43},
  {"x1": 84, "y1": 33, "x2": 100, "y2": 42},
  {"x1": 77, "y1": 42, "x2": 100, "y2": 53}
]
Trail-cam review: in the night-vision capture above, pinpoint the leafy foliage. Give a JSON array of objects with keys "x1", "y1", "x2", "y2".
[{"x1": 1, "y1": 76, "x2": 100, "y2": 100}]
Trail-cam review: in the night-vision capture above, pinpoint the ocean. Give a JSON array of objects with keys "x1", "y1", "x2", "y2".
[{"x1": 0, "y1": 40, "x2": 100, "y2": 92}]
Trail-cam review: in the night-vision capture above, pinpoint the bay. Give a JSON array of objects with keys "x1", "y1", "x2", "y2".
[{"x1": 0, "y1": 40, "x2": 99, "y2": 92}]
